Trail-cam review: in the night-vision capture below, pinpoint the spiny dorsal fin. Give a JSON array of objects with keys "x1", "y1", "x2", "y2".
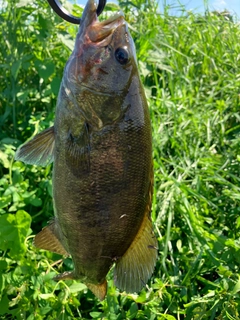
[
  {"x1": 86, "y1": 280, "x2": 107, "y2": 301},
  {"x1": 34, "y1": 221, "x2": 68, "y2": 256},
  {"x1": 114, "y1": 214, "x2": 158, "y2": 293},
  {"x1": 15, "y1": 126, "x2": 55, "y2": 166}
]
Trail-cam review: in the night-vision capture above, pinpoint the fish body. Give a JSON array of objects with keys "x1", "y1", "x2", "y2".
[{"x1": 15, "y1": 0, "x2": 158, "y2": 299}]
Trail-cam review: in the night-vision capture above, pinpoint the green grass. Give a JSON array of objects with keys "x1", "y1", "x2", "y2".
[{"x1": 0, "y1": 0, "x2": 240, "y2": 319}]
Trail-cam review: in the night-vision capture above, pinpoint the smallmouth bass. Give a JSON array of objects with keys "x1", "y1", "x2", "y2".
[{"x1": 15, "y1": 0, "x2": 158, "y2": 300}]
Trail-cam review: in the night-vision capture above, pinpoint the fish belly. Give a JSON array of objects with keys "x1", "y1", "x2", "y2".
[{"x1": 53, "y1": 119, "x2": 152, "y2": 285}]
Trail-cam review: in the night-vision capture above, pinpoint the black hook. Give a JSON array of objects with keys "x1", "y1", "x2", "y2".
[{"x1": 47, "y1": 0, "x2": 107, "y2": 25}]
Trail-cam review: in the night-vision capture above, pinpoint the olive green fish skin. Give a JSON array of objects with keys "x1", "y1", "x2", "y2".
[
  {"x1": 15, "y1": 0, "x2": 157, "y2": 296},
  {"x1": 54, "y1": 79, "x2": 152, "y2": 285},
  {"x1": 52, "y1": 1, "x2": 153, "y2": 285}
]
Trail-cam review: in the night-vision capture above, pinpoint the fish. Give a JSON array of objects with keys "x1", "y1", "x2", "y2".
[{"x1": 15, "y1": 0, "x2": 158, "y2": 300}]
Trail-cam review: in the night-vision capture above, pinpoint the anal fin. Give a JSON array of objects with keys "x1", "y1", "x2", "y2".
[
  {"x1": 15, "y1": 126, "x2": 55, "y2": 166},
  {"x1": 34, "y1": 221, "x2": 68, "y2": 256},
  {"x1": 114, "y1": 213, "x2": 158, "y2": 293},
  {"x1": 86, "y1": 280, "x2": 107, "y2": 301}
]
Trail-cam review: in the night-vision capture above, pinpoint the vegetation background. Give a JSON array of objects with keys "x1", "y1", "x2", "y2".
[{"x1": 0, "y1": 0, "x2": 240, "y2": 319}]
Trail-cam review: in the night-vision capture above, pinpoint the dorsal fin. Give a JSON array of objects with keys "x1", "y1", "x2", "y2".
[{"x1": 15, "y1": 126, "x2": 55, "y2": 166}]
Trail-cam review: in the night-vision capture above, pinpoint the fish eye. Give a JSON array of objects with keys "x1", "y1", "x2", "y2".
[{"x1": 115, "y1": 47, "x2": 129, "y2": 65}]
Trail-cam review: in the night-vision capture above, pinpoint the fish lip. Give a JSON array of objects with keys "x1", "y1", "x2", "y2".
[
  {"x1": 88, "y1": 12, "x2": 125, "y2": 43},
  {"x1": 78, "y1": 0, "x2": 125, "y2": 45}
]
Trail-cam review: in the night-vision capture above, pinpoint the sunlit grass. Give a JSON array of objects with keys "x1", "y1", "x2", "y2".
[
  {"x1": 0, "y1": 0, "x2": 240, "y2": 319},
  {"x1": 136, "y1": 4, "x2": 240, "y2": 318}
]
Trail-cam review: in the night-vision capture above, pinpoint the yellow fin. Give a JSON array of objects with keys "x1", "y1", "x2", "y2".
[
  {"x1": 114, "y1": 213, "x2": 158, "y2": 293},
  {"x1": 15, "y1": 126, "x2": 55, "y2": 166},
  {"x1": 86, "y1": 280, "x2": 107, "y2": 300},
  {"x1": 34, "y1": 221, "x2": 68, "y2": 256}
]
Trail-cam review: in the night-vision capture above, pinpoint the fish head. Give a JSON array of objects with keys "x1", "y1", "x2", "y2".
[
  {"x1": 63, "y1": 0, "x2": 138, "y2": 127},
  {"x1": 73, "y1": 0, "x2": 136, "y2": 91}
]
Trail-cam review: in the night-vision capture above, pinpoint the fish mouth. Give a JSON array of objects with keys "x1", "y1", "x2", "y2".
[{"x1": 77, "y1": 0, "x2": 125, "y2": 45}]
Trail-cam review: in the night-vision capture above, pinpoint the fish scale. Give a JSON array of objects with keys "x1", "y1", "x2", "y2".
[{"x1": 15, "y1": 0, "x2": 158, "y2": 300}]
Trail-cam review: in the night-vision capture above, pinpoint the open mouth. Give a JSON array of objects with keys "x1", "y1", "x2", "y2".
[
  {"x1": 89, "y1": 12, "x2": 125, "y2": 42},
  {"x1": 79, "y1": 0, "x2": 125, "y2": 43}
]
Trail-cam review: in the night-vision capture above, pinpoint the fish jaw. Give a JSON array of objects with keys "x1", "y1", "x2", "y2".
[{"x1": 74, "y1": 0, "x2": 125, "y2": 52}]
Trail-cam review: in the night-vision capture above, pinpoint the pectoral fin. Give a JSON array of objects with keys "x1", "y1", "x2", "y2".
[
  {"x1": 34, "y1": 220, "x2": 68, "y2": 256},
  {"x1": 66, "y1": 122, "x2": 90, "y2": 175},
  {"x1": 114, "y1": 213, "x2": 158, "y2": 293},
  {"x1": 15, "y1": 126, "x2": 55, "y2": 166}
]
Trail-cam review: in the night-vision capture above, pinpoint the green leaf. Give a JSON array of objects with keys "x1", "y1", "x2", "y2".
[
  {"x1": 29, "y1": 196, "x2": 42, "y2": 207},
  {"x1": 0, "y1": 295, "x2": 10, "y2": 315},
  {"x1": 68, "y1": 282, "x2": 87, "y2": 293},
  {"x1": 0, "y1": 210, "x2": 31, "y2": 257},
  {"x1": 57, "y1": 34, "x2": 75, "y2": 51},
  {"x1": 11, "y1": 60, "x2": 21, "y2": 80},
  {"x1": 0, "y1": 274, "x2": 5, "y2": 292},
  {"x1": 39, "y1": 293, "x2": 55, "y2": 299},
  {"x1": 16, "y1": 90, "x2": 30, "y2": 104},
  {"x1": 159, "y1": 315, "x2": 177, "y2": 320},
  {"x1": 126, "y1": 302, "x2": 138, "y2": 319},
  {"x1": 0, "y1": 150, "x2": 10, "y2": 168},
  {"x1": 50, "y1": 77, "x2": 61, "y2": 96},
  {"x1": 41, "y1": 272, "x2": 57, "y2": 282},
  {"x1": 1, "y1": 137, "x2": 19, "y2": 145},
  {"x1": 40, "y1": 306, "x2": 52, "y2": 315},
  {"x1": 225, "y1": 311, "x2": 237, "y2": 320},
  {"x1": 232, "y1": 278, "x2": 240, "y2": 295},
  {"x1": 89, "y1": 312, "x2": 103, "y2": 318},
  {"x1": 0, "y1": 260, "x2": 8, "y2": 271},
  {"x1": 0, "y1": 195, "x2": 11, "y2": 209},
  {"x1": 34, "y1": 60, "x2": 55, "y2": 82},
  {"x1": 236, "y1": 216, "x2": 240, "y2": 229},
  {"x1": 135, "y1": 290, "x2": 147, "y2": 303},
  {"x1": 12, "y1": 170, "x2": 23, "y2": 185},
  {"x1": 38, "y1": 13, "x2": 51, "y2": 31}
]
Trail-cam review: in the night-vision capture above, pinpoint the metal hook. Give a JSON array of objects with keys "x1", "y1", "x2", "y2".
[{"x1": 47, "y1": 0, "x2": 107, "y2": 24}]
